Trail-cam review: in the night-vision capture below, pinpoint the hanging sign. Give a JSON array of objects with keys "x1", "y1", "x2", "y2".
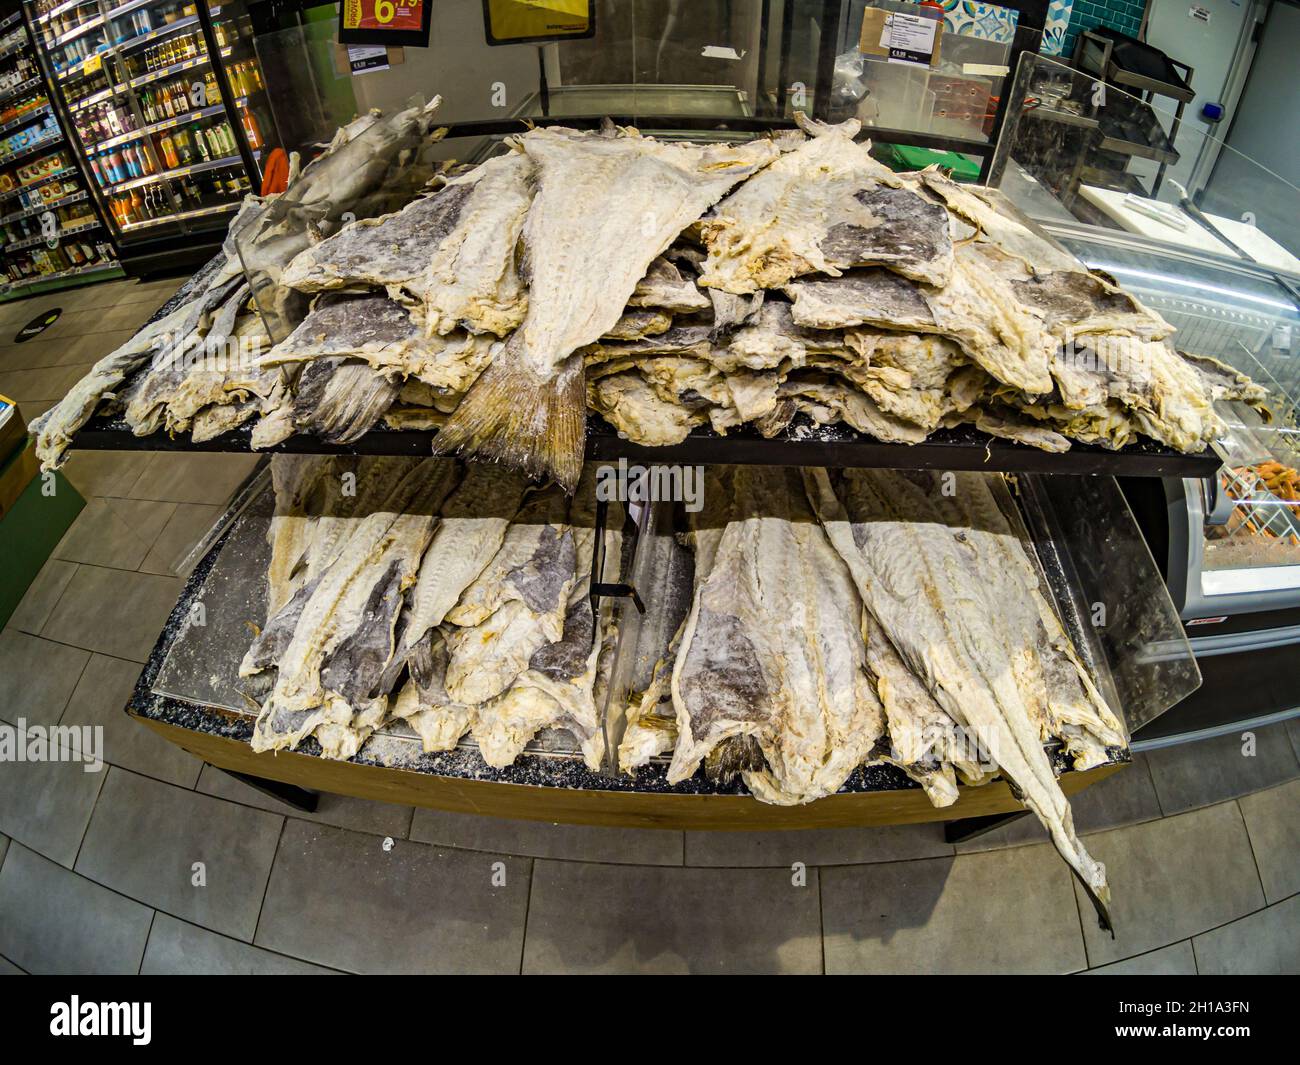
[
  {"x1": 482, "y1": 0, "x2": 595, "y2": 46},
  {"x1": 339, "y1": 0, "x2": 431, "y2": 48}
]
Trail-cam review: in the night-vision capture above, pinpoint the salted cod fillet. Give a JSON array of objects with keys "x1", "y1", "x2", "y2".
[
  {"x1": 432, "y1": 125, "x2": 778, "y2": 490},
  {"x1": 698, "y1": 115, "x2": 953, "y2": 294},
  {"x1": 250, "y1": 458, "x2": 459, "y2": 754},
  {"x1": 668, "y1": 466, "x2": 885, "y2": 804},
  {"x1": 805, "y1": 466, "x2": 1113, "y2": 930}
]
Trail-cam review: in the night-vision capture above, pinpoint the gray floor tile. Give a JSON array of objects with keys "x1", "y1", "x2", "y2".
[
  {"x1": 1237, "y1": 779, "x2": 1300, "y2": 904},
  {"x1": 76, "y1": 768, "x2": 282, "y2": 941},
  {"x1": 0, "y1": 833, "x2": 8, "y2": 869},
  {"x1": 1085, "y1": 940, "x2": 1197, "y2": 975},
  {"x1": 0, "y1": 364, "x2": 84, "y2": 402},
  {"x1": 1145, "y1": 723, "x2": 1300, "y2": 816},
  {"x1": 0, "y1": 843, "x2": 152, "y2": 974},
  {"x1": 822, "y1": 845, "x2": 1085, "y2": 974},
  {"x1": 17, "y1": 398, "x2": 55, "y2": 424},
  {"x1": 1193, "y1": 895, "x2": 1300, "y2": 975},
  {"x1": 1075, "y1": 801, "x2": 1265, "y2": 967},
  {"x1": 62, "y1": 450, "x2": 155, "y2": 499},
  {"x1": 0, "y1": 725, "x2": 104, "y2": 867},
  {"x1": 6, "y1": 558, "x2": 77, "y2": 635},
  {"x1": 957, "y1": 756, "x2": 1164, "y2": 852},
  {"x1": 524, "y1": 860, "x2": 822, "y2": 974},
  {"x1": 0, "y1": 628, "x2": 89, "y2": 726},
  {"x1": 141, "y1": 913, "x2": 337, "y2": 975},
  {"x1": 686, "y1": 823, "x2": 951, "y2": 867},
  {"x1": 41, "y1": 565, "x2": 182, "y2": 662},
  {"x1": 0, "y1": 955, "x2": 22, "y2": 974},
  {"x1": 138, "y1": 503, "x2": 223, "y2": 576},
  {"x1": 63, "y1": 654, "x2": 201, "y2": 789},
  {"x1": 256, "y1": 821, "x2": 529, "y2": 974},
  {"x1": 53, "y1": 497, "x2": 177, "y2": 570},
  {"x1": 411, "y1": 809, "x2": 684, "y2": 865},
  {"x1": 1288, "y1": 716, "x2": 1300, "y2": 764},
  {"x1": 196, "y1": 765, "x2": 413, "y2": 839},
  {"x1": 127, "y1": 452, "x2": 260, "y2": 506}
]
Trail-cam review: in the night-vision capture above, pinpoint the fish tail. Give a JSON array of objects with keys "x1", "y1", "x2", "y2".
[{"x1": 433, "y1": 345, "x2": 585, "y2": 492}]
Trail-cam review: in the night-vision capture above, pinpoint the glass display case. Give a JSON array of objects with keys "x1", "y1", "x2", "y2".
[
  {"x1": 0, "y1": 6, "x2": 118, "y2": 294},
  {"x1": 23, "y1": 0, "x2": 278, "y2": 266}
]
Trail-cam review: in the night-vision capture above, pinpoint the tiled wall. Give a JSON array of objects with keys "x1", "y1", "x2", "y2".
[{"x1": 1062, "y1": 0, "x2": 1149, "y2": 59}]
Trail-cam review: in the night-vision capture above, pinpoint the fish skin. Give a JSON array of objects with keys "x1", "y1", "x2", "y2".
[
  {"x1": 698, "y1": 115, "x2": 952, "y2": 294},
  {"x1": 432, "y1": 127, "x2": 778, "y2": 490},
  {"x1": 418, "y1": 150, "x2": 536, "y2": 337},
  {"x1": 668, "y1": 467, "x2": 884, "y2": 804},
  {"x1": 805, "y1": 466, "x2": 1113, "y2": 930},
  {"x1": 398, "y1": 462, "x2": 530, "y2": 664}
]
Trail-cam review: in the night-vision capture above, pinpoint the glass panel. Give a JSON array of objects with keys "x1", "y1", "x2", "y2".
[
  {"x1": 994, "y1": 50, "x2": 1300, "y2": 277},
  {"x1": 27, "y1": 0, "x2": 260, "y2": 245},
  {"x1": 1, "y1": 5, "x2": 118, "y2": 291}
]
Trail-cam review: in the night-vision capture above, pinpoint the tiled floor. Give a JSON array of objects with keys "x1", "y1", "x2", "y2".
[{"x1": 1, "y1": 280, "x2": 1298, "y2": 974}]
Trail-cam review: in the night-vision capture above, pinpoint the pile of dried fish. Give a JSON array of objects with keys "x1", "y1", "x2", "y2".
[
  {"x1": 239, "y1": 455, "x2": 611, "y2": 769},
  {"x1": 31, "y1": 111, "x2": 1268, "y2": 484},
  {"x1": 619, "y1": 465, "x2": 1123, "y2": 929}
]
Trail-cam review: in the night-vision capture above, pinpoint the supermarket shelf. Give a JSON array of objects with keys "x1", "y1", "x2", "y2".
[
  {"x1": 4, "y1": 218, "x2": 100, "y2": 250},
  {"x1": 0, "y1": 189, "x2": 87, "y2": 224},
  {"x1": 101, "y1": 0, "x2": 157, "y2": 27},
  {"x1": 0, "y1": 36, "x2": 29, "y2": 63},
  {"x1": 72, "y1": 413, "x2": 1224, "y2": 478},
  {"x1": 36, "y1": 0, "x2": 96, "y2": 27},
  {"x1": 0, "y1": 12, "x2": 21, "y2": 33},
  {"x1": 114, "y1": 14, "x2": 200, "y2": 53},
  {"x1": 0, "y1": 165, "x2": 78, "y2": 202},
  {"x1": 0, "y1": 132, "x2": 64, "y2": 167},
  {"x1": 56, "y1": 49, "x2": 111, "y2": 82},
  {"x1": 0, "y1": 103, "x2": 51, "y2": 135},
  {"x1": 129, "y1": 47, "x2": 229, "y2": 91},
  {"x1": 0, "y1": 259, "x2": 119, "y2": 296},
  {"x1": 100, "y1": 150, "x2": 253, "y2": 194},
  {"x1": 0, "y1": 76, "x2": 44, "y2": 106},
  {"x1": 51, "y1": 13, "x2": 105, "y2": 49},
  {"x1": 99, "y1": 102, "x2": 227, "y2": 150},
  {"x1": 119, "y1": 198, "x2": 239, "y2": 231}
]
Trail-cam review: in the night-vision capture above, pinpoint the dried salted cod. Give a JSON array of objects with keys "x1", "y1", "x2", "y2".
[
  {"x1": 251, "y1": 458, "x2": 460, "y2": 755},
  {"x1": 259, "y1": 294, "x2": 498, "y2": 393},
  {"x1": 396, "y1": 462, "x2": 530, "y2": 672},
  {"x1": 443, "y1": 485, "x2": 578, "y2": 704},
  {"x1": 418, "y1": 150, "x2": 535, "y2": 337},
  {"x1": 288, "y1": 358, "x2": 401, "y2": 444},
  {"x1": 628, "y1": 255, "x2": 711, "y2": 313},
  {"x1": 471, "y1": 476, "x2": 607, "y2": 769},
  {"x1": 433, "y1": 126, "x2": 778, "y2": 490},
  {"x1": 668, "y1": 466, "x2": 885, "y2": 804},
  {"x1": 805, "y1": 466, "x2": 1113, "y2": 930},
  {"x1": 588, "y1": 371, "x2": 708, "y2": 445},
  {"x1": 698, "y1": 115, "x2": 952, "y2": 293},
  {"x1": 32, "y1": 268, "x2": 243, "y2": 467}
]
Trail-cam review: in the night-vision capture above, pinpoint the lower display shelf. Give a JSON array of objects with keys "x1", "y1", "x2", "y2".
[{"x1": 124, "y1": 479, "x2": 1128, "y2": 829}]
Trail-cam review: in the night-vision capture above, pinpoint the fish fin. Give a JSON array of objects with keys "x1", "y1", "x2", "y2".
[
  {"x1": 1070, "y1": 864, "x2": 1114, "y2": 936},
  {"x1": 433, "y1": 346, "x2": 585, "y2": 493}
]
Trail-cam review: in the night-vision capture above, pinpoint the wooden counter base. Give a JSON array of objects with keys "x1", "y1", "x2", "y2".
[{"x1": 136, "y1": 712, "x2": 1123, "y2": 831}]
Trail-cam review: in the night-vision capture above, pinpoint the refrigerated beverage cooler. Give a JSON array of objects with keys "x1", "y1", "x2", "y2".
[{"x1": 24, "y1": 0, "x2": 279, "y2": 272}]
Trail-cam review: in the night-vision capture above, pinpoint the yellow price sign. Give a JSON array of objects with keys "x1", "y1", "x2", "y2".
[{"x1": 483, "y1": 0, "x2": 594, "y2": 45}]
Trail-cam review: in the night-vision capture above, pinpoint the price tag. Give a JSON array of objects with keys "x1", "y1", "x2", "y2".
[
  {"x1": 339, "y1": 0, "x2": 430, "y2": 46},
  {"x1": 84, "y1": 52, "x2": 102, "y2": 75},
  {"x1": 880, "y1": 13, "x2": 937, "y2": 67}
]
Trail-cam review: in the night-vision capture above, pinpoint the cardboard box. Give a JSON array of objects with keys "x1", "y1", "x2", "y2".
[
  {"x1": 0, "y1": 438, "x2": 38, "y2": 523},
  {"x1": 0, "y1": 394, "x2": 28, "y2": 472}
]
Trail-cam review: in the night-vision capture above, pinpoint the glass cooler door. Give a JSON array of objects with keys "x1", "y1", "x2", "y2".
[{"x1": 27, "y1": 0, "x2": 266, "y2": 249}]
